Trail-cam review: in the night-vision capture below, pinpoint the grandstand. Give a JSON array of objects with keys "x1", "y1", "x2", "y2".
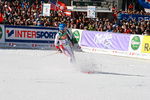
[{"x1": 0, "y1": 0, "x2": 149, "y2": 34}]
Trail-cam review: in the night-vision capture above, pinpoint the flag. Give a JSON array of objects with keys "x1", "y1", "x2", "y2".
[
  {"x1": 49, "y1": 0, "x2": 57, "y2": 11},
  {"x1": 58, "y1": 10, "x2": 71, "y2": 16},
  {"x1": 64, "y1": 10, "x2": 71, "y2": 16},
  {"x1": 49, "y1": 0, "x2": 71, "y2": 16},
  {"x1": 56, "y1": 1, "x2": 67, "y2": 11},
  {"x1": 49, "y1": 0, "x2": 67, "y2": 11}
]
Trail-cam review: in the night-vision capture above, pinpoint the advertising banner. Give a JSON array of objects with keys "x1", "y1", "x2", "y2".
[
  {"x1": 71, "y1": 29, "x2": 83, "y2": 44},
  {"x1": 87, "y1": 6, "x2": 96, "y2": 18},
  {"x1": 141, "y1": 36, "x2": 150, "y2": 53},
  {"x1": 128, "y1": 35, "x2": 143, "y2": 52},
  {"x1": 42, "y1": 3, "x2": 51, "y2": 16},
  {"x1": 5, "y1": 25, "x2": 58, "y2": 44},
  {"x1": 118, "y1": 13, "x2": 150, "y2": 21},
  {"x1": 0, "y1": 24, "x2": 5, "y2": 43},
  {"x1": 80, "y1": 31, "x2": 130, "y2": 51}
]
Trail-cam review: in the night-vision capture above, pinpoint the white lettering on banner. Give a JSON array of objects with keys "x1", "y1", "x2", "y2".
[
  {"x1": 6, "y1": 28, "x2": 57, "y2": 40},
  {"x1": 131, "y1": 40, "x2": 141, "y2": 45},
  {"x1": 94, "y1": 33, "x2": 112, "y2": 49},
  {"x1": 138, "y1": 17, "x2": 150, "y2": 21}
]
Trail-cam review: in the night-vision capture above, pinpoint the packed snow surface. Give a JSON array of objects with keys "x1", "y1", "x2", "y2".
[{"x1": 0, "y1": 49, "x2": 150, "y2": 100}]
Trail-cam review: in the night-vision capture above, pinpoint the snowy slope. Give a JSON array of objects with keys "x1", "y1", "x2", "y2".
[{"x1": 0, "y1": 49, "x2": 150, "y2": 100}]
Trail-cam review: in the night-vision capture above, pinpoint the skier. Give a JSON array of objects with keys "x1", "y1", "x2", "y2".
[{"x1": 54, "y1": 23, "x2": 76, "y2": 63}]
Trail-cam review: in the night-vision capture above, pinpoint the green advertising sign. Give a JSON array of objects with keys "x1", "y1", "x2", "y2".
[
  {"x1": 72, "y1": 30, "x2": 80, "y2": 43},
  {"x1": 131, "y1": 36, "x2": 141, "y2": 50}
]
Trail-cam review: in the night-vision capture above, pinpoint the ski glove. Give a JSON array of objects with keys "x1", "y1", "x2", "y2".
[{"x1": 55, "y1": 45, "x2": 64, "y2": 53}]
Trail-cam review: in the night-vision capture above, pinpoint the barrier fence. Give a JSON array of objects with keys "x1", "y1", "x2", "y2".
[
  {"x1": 0, "y1": 24, "x2": 150, "y2": 59},
  {"x1": 79, "y1": 30, "x2": 150, "y2": 59}
]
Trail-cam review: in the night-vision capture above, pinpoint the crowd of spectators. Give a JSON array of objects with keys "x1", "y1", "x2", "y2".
[{"x1": 0, "y1": 0, "x2": 150, "y2": 35}]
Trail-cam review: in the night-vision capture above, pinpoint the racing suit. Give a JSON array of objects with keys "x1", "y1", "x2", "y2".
[{"x1": 54, "y1": 30, "x2": 76, "y2": 63}]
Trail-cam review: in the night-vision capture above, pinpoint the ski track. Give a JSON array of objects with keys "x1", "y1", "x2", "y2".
[{"x1": 0, "y1": 49, "x2": 150, "y2": 100}]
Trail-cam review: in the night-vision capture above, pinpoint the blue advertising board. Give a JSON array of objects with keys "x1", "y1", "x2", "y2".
[
  {"x1": 118, "y1": 13, "x2": 150, "y2": 21},
  {"x1": 5, "y1": 25, "x2": 58, "y2": 44}
]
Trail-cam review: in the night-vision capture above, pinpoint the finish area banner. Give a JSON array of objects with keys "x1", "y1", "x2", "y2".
[{"x1": 80, "y1": 31, "x2": 131, "y2": 51}]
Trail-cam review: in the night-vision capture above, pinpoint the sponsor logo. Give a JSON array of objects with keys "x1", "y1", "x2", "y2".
[
  {"x1": 94, "y1": 33, "x2": 112, "y2": 49},
  {"x1": 144, "y1": 43, "x2": 150, "y2": 51},
  {"x1": 131, "y1": 36, "x2": 141, "y2": 50},
  {"x1": 72, "y1": 30, "x2": 80, "y2": 43},
  {"x1": 6, "y1": 29, "x2": 57, "y2": 39},
  {"x1": 141, "y1": 36, "x2": 150, "y2": 53}
]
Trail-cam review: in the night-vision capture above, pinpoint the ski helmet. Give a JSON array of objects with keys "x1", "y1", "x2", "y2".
[{"x1": 58, "y1": 23, "x2": 66, "y2": 30}]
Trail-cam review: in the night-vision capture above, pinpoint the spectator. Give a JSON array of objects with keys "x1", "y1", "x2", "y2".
[
  {"x1": 128, "y1": 3, "x2": 134, "y2": 11},
  {"x1": 0, "y1": 0, "x2": 150, "y2": 36}
]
